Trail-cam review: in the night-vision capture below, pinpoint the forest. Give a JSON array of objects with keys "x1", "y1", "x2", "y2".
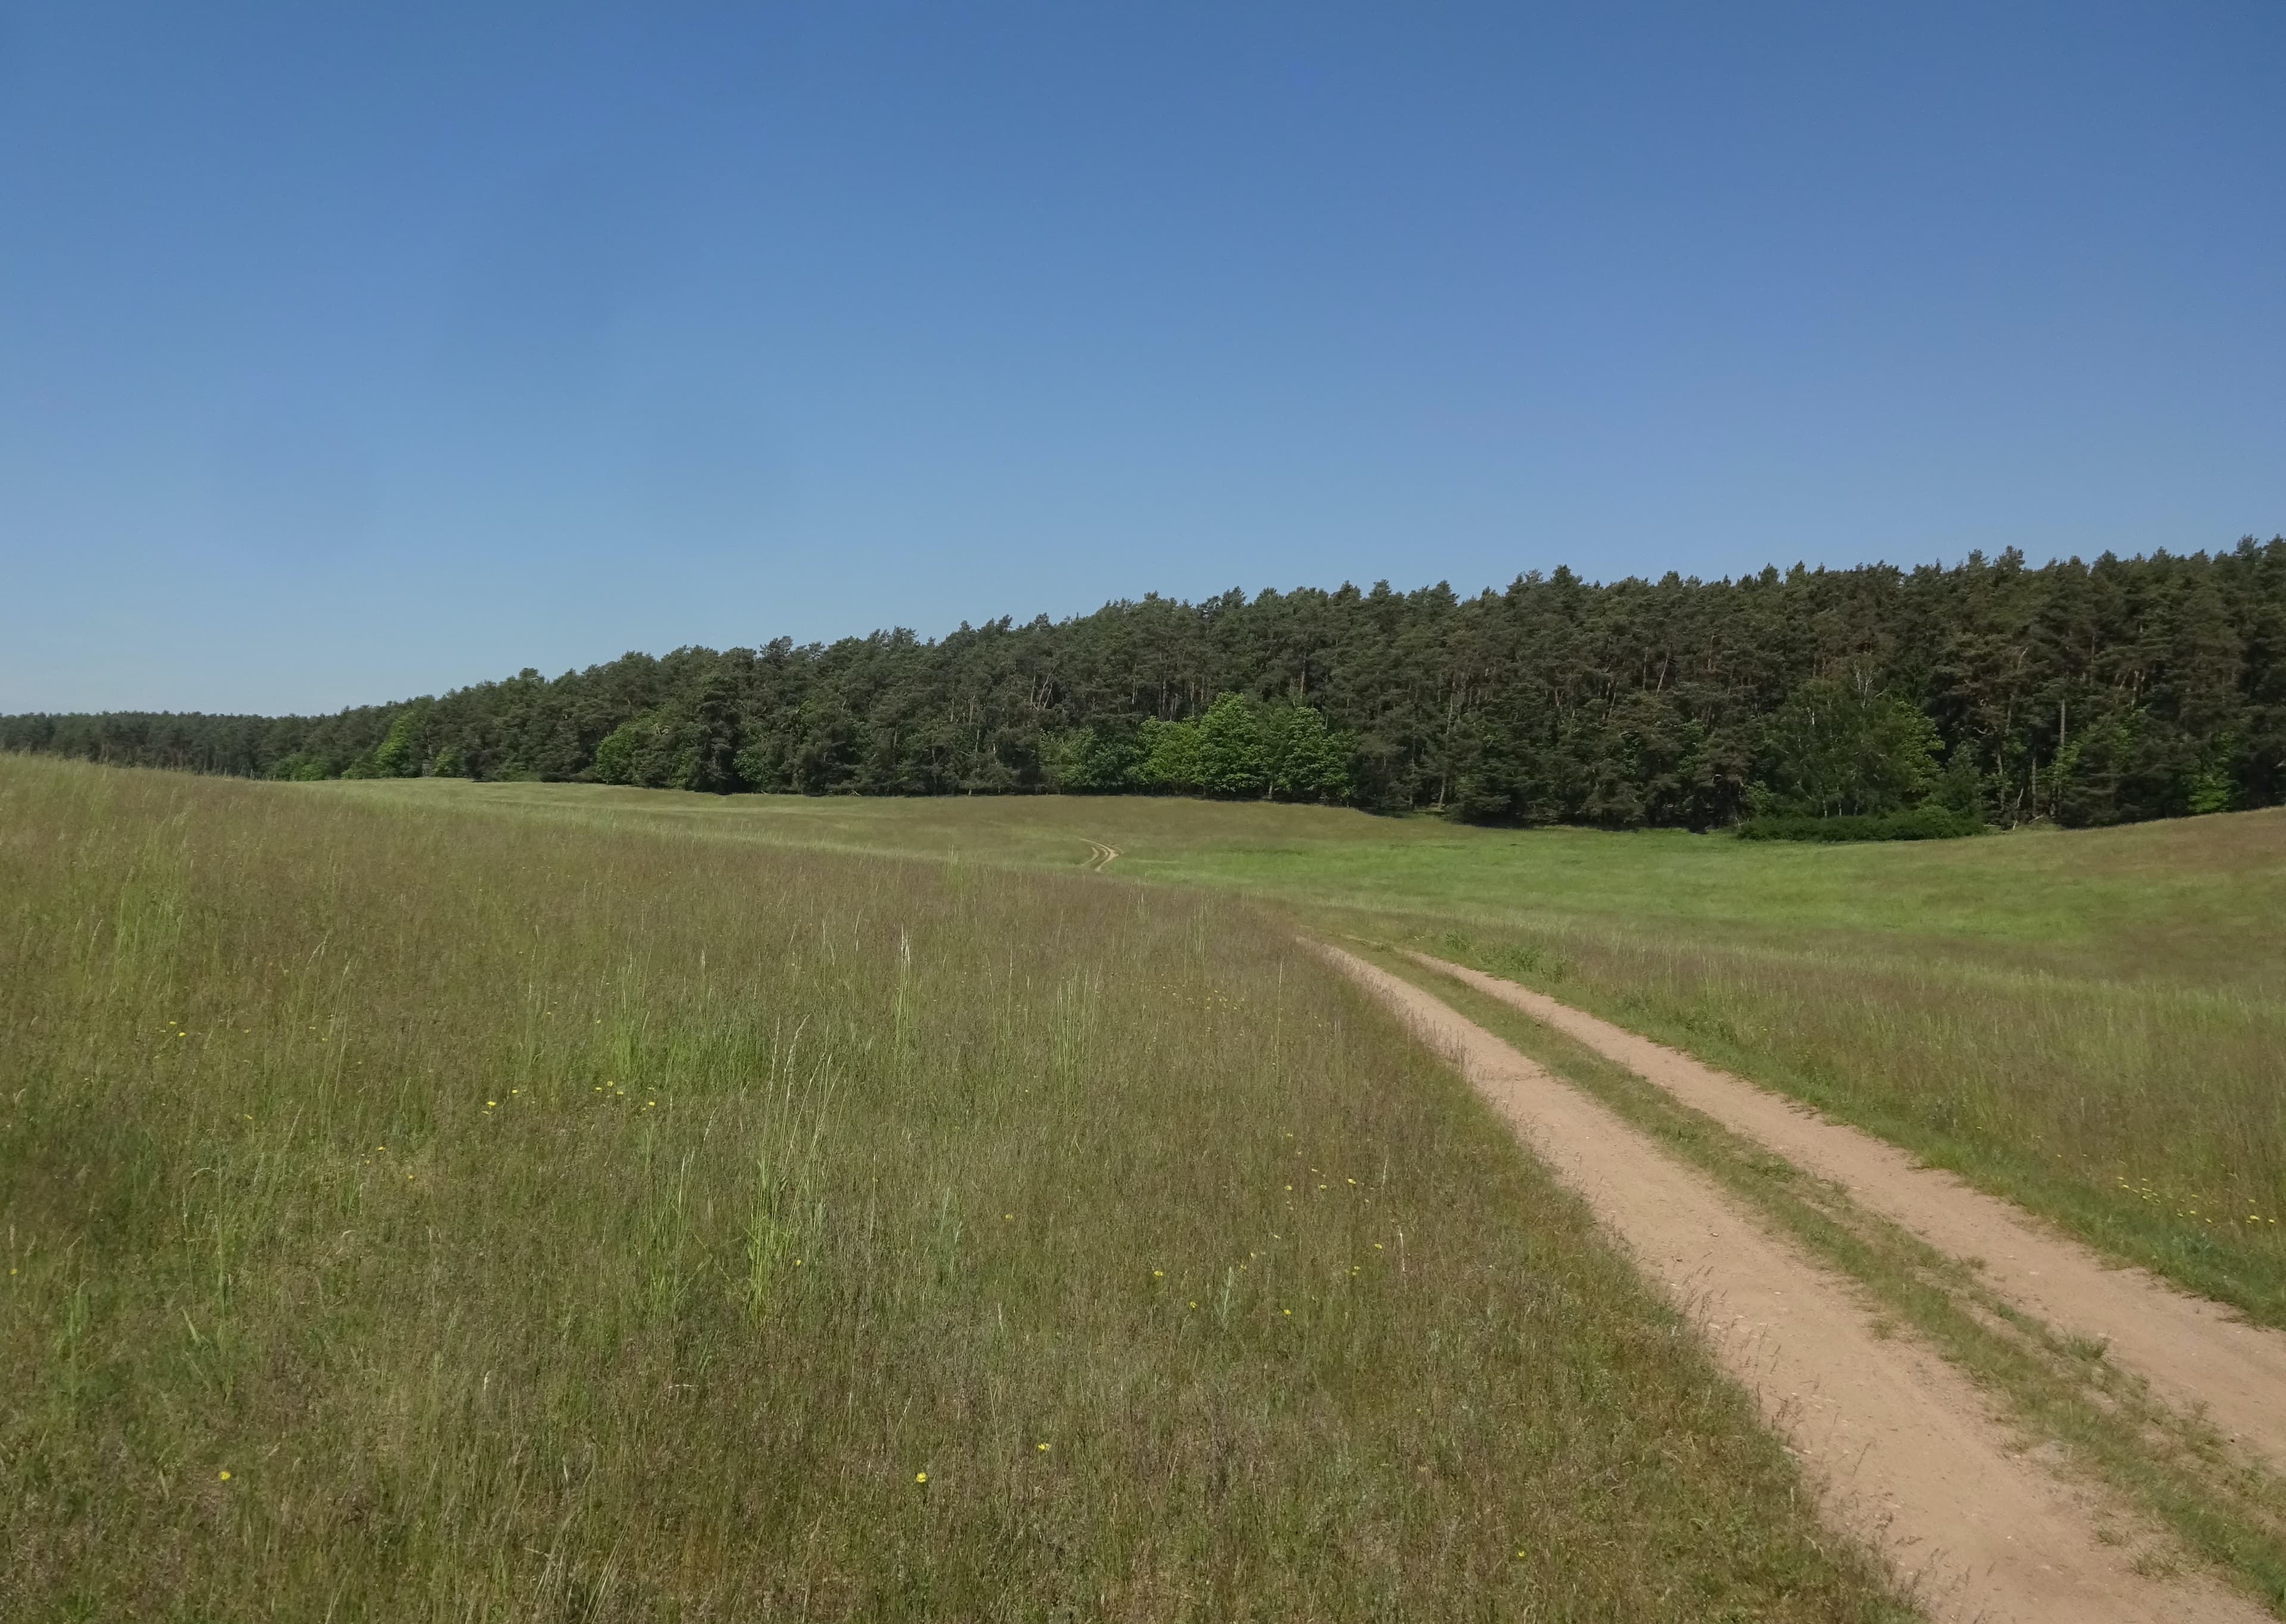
[{"x1": 7, "y1": 540, "x2": 2282, "y2": 830}]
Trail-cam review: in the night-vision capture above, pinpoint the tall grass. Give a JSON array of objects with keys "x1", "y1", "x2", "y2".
[
  {"x1": 374, "y1": 782, "x2": 2286, "y2": 1328},
  {"x1": 0, "y1": 757, "x2": 1907, "y2": 1621}
]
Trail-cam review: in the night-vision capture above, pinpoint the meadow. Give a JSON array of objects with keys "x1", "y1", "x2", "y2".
[
  {"x1": 336, "y1": 778, "x2": 2286, "y2": 1326},
  {"x1": 0, "y1": 755, "x2": 1910, "y2": 1621}
]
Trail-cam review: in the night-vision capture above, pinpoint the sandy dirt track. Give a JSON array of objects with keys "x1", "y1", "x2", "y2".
[
  {"x1": 1322, "y1": 945, "x2": 2266, "y2": 1624},
  {"x1": 1407, "y1": 949, "x2": 2286, "y2": 1474}
]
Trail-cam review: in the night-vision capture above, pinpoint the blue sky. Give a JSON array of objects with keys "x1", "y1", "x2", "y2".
[{"x1": 2, "y1": 3, "x2": 2281, "y2": 713}]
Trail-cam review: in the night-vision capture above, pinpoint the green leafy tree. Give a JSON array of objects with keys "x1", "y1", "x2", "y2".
[
  {"x1": 591, "y1": 715, "x2": 647, "y2": 785},
  {"x1": 368, "y1": 709, "x2": 426, "y2": 778},
  {"x1": 1195, "y1": 694, "x2": 1269, "y2": 797},
  {"x1": 1134, "y1": 717, "x2": 1203, "y2": 792},
  {"x1": 591, "y1": 709, "x2": 697, "y2": 789},
  {"x1": 1044, "y1": 727, "x2": 1141, "y2": 792},
  {"x1": 1265, "y1": 704, "x2": 1352, "y2": 802},
  {"x1": 1754, "y1": 675, "x2": 1943, "y2": 819},
  {"x1": 2186, "y1": 731, "x2": 2240, "y2": 815}
]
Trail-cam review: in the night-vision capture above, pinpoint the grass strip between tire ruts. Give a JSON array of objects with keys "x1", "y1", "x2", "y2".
[{"x1": 1346, "y1": 937, "x2": 2286, "y2": 1618}]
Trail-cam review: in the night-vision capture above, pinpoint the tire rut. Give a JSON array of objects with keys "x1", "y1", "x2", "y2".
[
  {"x1": 1322, "y1": 943, "x2": 2266, "y2": 1624},
  {"x1": 1405, "y1": 949, "x2": 2286, "y2": 1475}
]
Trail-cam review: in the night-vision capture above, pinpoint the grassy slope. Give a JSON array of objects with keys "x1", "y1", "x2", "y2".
[
  {"x1": 0, "y1": 757, "x2": 1907, "y2": 1622},
  {"x1": 336, "y1": 779, "x2": 2286, "y2": 1325}
]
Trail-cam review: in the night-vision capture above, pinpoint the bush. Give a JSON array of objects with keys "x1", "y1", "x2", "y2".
[{"x1": 1735, "y1": 807, "x2": 1982, "y2": 842}]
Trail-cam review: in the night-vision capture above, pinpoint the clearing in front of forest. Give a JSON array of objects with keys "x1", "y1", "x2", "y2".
[{"x1": 0, "y1": 756, "x2": 1910, "y2": 1621}]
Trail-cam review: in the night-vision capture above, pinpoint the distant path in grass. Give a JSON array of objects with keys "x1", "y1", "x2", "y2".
[
  {"x1": 1405, "y1": 948, "x2": 2286, "y2": 1478},
  {"x1": 1083, "y1": 839, "x2": 1120, "y2": 872},
  {"x1": 1320, "y1": 944, "x2": 2265, "y2": 1624}
]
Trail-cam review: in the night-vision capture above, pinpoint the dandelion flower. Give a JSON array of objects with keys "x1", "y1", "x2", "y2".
[
  {"x1": 1152, "y1": 1270, "x2": 1163, "y2": 1279},
  {"x1": 915, "y1": 1471, "x2": 927, "y2": 1484},
  {"x1": 1036, "y1": 1442, "x2": 1050, "y2": 1452},
  {"x1": 218, "y1": 1470, "x2": 232, "y2": 1481}
]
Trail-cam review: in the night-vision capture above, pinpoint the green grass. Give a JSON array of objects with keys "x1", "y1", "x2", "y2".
[
  {"x1": 333, "y1": 780, "x2": 2286, "y2": 1325},
  {"x1": 323, "y1": 779, "x2": 2286, "y2": 994},
  {"x1": 0, "y1": 757, "x2": 1910, "y2": 1621}
]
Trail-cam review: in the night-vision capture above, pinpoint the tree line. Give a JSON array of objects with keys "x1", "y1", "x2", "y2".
[{"x1": 7, "y1": 539, "x2": 2282, "y2": 830}]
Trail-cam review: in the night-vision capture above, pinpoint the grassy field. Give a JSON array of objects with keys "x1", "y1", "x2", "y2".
[
  {"x1": 0, "y1": 756, "x2": 1910, "y2": 1621},
  {"x1": 336, "y1": 778, "x2": 2286, "y2": 1327}
]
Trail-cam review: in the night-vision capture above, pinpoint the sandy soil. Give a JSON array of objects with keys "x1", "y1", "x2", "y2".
[
  {"x1": 1322, "y1": 944, "x2": 2267, "y2": 1624},
  {"x1": 1407, "y1": 949, "x2": 2286, "y2": 1475}
]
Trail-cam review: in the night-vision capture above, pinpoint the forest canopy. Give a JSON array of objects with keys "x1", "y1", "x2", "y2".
[{"x1": 7, "y1": 541, "x2": 2283, "y2": 831}]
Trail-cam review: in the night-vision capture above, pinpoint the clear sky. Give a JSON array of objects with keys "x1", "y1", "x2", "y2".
[{"x1": 3, "y1": 3, "x2": 2281, "y2": 713}]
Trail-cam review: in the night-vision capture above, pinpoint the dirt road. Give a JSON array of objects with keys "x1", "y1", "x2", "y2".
[
  {"x1": 1321, "y1": 944, "x2": 2267, "y2": 1624},
  {"x1": 1407, "y1": 949, "x2": 2286, "y2": 1474}
]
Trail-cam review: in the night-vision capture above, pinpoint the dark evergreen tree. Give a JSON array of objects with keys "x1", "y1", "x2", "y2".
[{"x1": 10, "y1": 539, "x2": 2282, "y2": 832}]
